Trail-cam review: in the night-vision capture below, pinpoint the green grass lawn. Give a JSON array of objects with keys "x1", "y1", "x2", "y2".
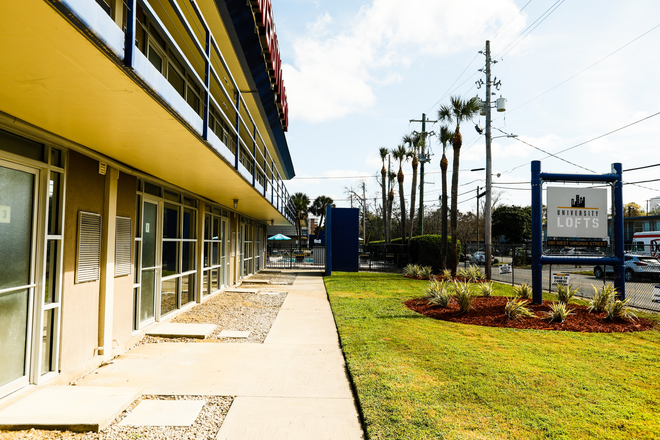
[{"x1": 324, "y1": 272, "x2": 660, "y2": 440}]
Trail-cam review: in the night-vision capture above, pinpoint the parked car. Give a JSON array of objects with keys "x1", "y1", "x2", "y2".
[
  {"x1": 593, "y1": 254, "x2": 660, "y2": 281},
  {"x1": 470, "y1": 251, "x2": 494, "y2": 265}
]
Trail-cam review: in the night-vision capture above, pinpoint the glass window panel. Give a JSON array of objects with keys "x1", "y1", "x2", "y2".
[
  {"x1": 134, "y1": 241, "x2": 141, "y2": 284},
  {"x1": 212, "y1": 242, "x2": 219, "y2": 265},
  {"x1": 133, "y1": 287, "x2": 139, "y2": 331},
  {"x1": 50, "y1": 148, "x2": 62, "y2": 168},
  {"x1": 0, "y1": 166, "x2": 34, "y2": 290},
  {"x1": 204, "y1": 242, "x2": 211, "y2": 268},
  {"x1": 161, "y1": 241, "x2": 179, "y2": 275},
  {"x1": 47, "y1": 171, "x2": 61, "y2": 236},
  {"x1": 0, "y1": 289, "x2": 29, "y2": 387},
  {"x1": 220, "y1": 255, "x2": 226, "y2": 287},
  {"x1": 182, "y1": 242, "x2": 195, "y2": 273},
  {"x1": 148, "y1": 46, "x2": 163, "y2": 72},
  {"x1": 163, "y1": 204, "x2": 179, "y2": 239},
  {"x1": 164, "y1": 190, "x2": 180, "y2": 203},
  {"x1": 160, "y1": 277, "x2": 178, "y2": 316},
  {"x1": 168, "y1": 65, "x2": 185, "y2": 97},
  {"x1": 135, "y1": 195, "x2": 141, "y2": 238},
  {"x1": 0, "y1": 129, "x2": 44, "y2": 162},
  {"x1": 183, "y1": 208, "x2": 195, "y2": 239},
  {"x1": 143, "y1": 182, "x2": 161, "y2": 197},
  {"x1": 140, "y1": 269, "x2": 155, "y2": 321},
  {"x1": 203, "y1": 270, "x2": 210, "y2": 296},
  {"x1": 181, "y1": 273, "x2": 195, "y2": 305},
  {"x1": 212, "y1": 217, "x2": 219, "y2": 240},
  {"x1": 204, "y1": 214, "x2": 212, "y2": 239},
  {"x1": 44, "y1": 240, "x2": 58, "y2": 304},
  {"x1": 211, "y1": 269, "x2": 218, "y2": 292},
  {"x1": 41, "y1": 308, "x2": 55, "y2": 375},
  {"x1": 141, "y1": 202, "x2": 157, "y2": 268}
]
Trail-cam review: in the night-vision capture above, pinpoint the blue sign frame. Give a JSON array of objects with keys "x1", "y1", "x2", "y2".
[{"x1": 531, "y1": 161, "x2": 625, "y2": 304}]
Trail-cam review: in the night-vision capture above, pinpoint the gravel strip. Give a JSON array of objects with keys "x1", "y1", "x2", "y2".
[{"x1": 0, "y1": 395, "x2": 233, "y2": 440}]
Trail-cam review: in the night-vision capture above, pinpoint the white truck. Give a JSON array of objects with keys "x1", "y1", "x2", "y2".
[{"x1": 631, "y1": 231, "x2": 660, "y2": 258}]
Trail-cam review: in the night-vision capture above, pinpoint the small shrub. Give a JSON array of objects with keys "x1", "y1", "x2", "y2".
[
  {"x1": 478, "y1": 281, "x2": 494, "y2": 297},
  {"x1": 442, "y1": 268, "x2": 452, "y2": 280},
  {"x1": 452, "y1": 281, "x2": 476, "y2": 314},
  {"x1": 513, "y1": 283, "x2": 532, "y2": 299},
  {"x1": 403, "y1": 264, "x2": 417, "y2": 277},
  {"x1": 545, "y1": 302, "x2": 574, "y2": 323},
  {"x1": 457, "y1": 267, "x2": 469, "y2": 278},
  {"x1": 556, "y1": 284, "x2": 578, "y2": 304},
  {"x1": 425, "y1": 280, "x2": 451, "y2": 307},
  {"x1": 420, "y1": 266, "x2": 433, "y2": 280},
  {"x1": 605, "y1": 298, "x2": 637, "y2": 321},
  {"x1": 588, "y1": 283, "x2": 617, "y2": 313},
  {"x1": 505, "y1": 298, "x2": 535, "y2": 321},
  {"x1": 467, "y1": 265, "x2": 483, "y2": 282}
]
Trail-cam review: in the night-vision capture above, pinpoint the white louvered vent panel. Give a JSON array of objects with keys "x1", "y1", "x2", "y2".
[
  {"x1": 115, "y1": 216, "x2": 132, "y2": 277},
  {"x1": 77, "y1": 211, "x2": 102, "y2": 283}
]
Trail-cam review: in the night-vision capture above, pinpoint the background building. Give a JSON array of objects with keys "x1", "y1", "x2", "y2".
[{"x1": 0, "y1": 0, "x2": 295, "y2": 399}]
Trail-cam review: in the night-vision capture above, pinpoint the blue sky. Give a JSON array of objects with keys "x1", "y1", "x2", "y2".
[{"x1": 271, "y1": 0, "x2": 660, "y2": 214}]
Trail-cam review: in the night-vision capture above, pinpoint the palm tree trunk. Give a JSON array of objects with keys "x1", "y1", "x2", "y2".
[
  {"x1": 388, "y1": 188, "x2": 394, "y2": 243},
  {"x1": 381, "y1": 168, "x2": 387, "y2": 243},
  {"x1": 441, "y1": 153, "x2": 448, "y2": 270},
  {"x1": 450, "y1": 145, "x2": 460, "y2": 275},
  {"x1": 399, "y1": 178, "x2": 406, "y2": 242},
  {"x1": 409, "y1": 160, "x2": 418, "y2": 242}
]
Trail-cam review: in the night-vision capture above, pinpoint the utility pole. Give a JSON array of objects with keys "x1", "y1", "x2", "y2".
[
  {"x1": 410, "y1": 113, "x2": 437, "y2": 236},
  {"x1": 485, "y1": 40, "x2": 493, "y2": 280},
  {"x1": 362, "y1": 181, "x2": 367, "y2": 243},
  {"x1": 387, "y1": 156, "x2": 391, "y2": 243}
]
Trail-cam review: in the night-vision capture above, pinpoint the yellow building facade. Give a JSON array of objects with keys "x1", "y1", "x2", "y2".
[{"x1": 0, "y1": 0, "x2": 295, "y2": 398}]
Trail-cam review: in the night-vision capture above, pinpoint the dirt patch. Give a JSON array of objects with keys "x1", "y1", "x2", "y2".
[{"x1": 404, "y1": 296, "x2": 655, "y2": 333}]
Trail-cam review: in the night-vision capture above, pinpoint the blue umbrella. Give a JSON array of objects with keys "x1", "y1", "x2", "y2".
[{"x1": 268, "y1": 233, "x2": 291, "y2": 241}]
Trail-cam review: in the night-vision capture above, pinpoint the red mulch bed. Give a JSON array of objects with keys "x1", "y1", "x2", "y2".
[{"x1": 404, "y1": 296, "x2": 655, "y2": 333}]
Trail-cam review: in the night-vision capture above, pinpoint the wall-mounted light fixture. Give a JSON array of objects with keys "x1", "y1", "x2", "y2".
[{"x1": 233, "y1": 199, "x2": 238, "y2": 209}]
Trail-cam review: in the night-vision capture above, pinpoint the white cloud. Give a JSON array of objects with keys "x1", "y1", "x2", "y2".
[{"x1": 283, "y1": 0, "x2": 526, "y2": 123}]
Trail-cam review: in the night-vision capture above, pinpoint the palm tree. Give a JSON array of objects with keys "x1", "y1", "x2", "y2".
[
  {"x1": 310, "y1": 195, "x2": 334, "y2": 239},
  {"x1": 438, "y1": 95, "x2": 481, "y2": 274},
  {"x1": 379, "y1": 147, "x2": 389, "y2": 242},
  {"x1": 387, "y1": 170, "x2": 396, "y2": 241},
  {"x1": 291, "y1": 192, "x2": 310, "y2": 251},
  {"x1": 403, "y1": 132, "x2": 423, "y2": 242},
  {"x1": 392, "y1": 144, "x2": 408, "y2": 242},
  {"x1": 438, "y1": 125, "x2": 453, "y2": 270}
]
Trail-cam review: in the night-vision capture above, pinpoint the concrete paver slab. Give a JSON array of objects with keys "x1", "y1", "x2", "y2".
[
  {"x1": 224, "y1": 288, "x2": 259, "y2": 294},
  {"x1": 219, "y1": 330, "x2": 250, "y2": 338},
  {"x1": 265, "y1": 310, "x2": 339, "y2": 345},
  {"x1": 215, "y1": 397, "x2": 363, "y2": 440},
  {"x1": 0, "y1": 387, "x2": 140, "y2": 432},
  {"x1": 258, "y1": 291, "x2": 286, "y2": 295},
  {"x1": 146, "y1": 323, "x2": 216, "y2": 339},
  {"x1": 241, "y1": 279, "x2": 270, "y2": 284},
  {"x1": 75, "y1": 343, "x2": 352, "y2": 398},
  {"x1": 119, "y1": 400, "x2": 205, "y2": 426}
]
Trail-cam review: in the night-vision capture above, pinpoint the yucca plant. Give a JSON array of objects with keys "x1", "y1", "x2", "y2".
[
  {"x1": 555, "y1": 284, "x2": 579, "y2": 304},
  {"x1": 588, "y1": 283, "x2": 617, "y2": 313},
  {"x1": 425, "y1": 280, "x2": 451, "y2": 307},
  {"x1": 605, "y1": 298, "x2": 637, "y2": 321},
  {"x1": 457, "y1": 267, "x2": 469, "y2": 278},
  {"x1": 420, "y1": 266, "x2": 433, "y2": 280},
  {"x1": 467, "y1": 265, "x2": 483, "y2": 282},
  {"x1": 452, "y1": 281, "x2": 476, "y2": 314},
  {"x1": 545, "y1": 302, "x2": 573, "y2": 323},
  {"x1": 403, "y1": 264, "x2": 417, "y2": 277},
  {"x1": 442, "y1": 268, "x2": 452, "y2": 280},
  {"x1": 513, "y1": 283, "x2": 532, "y2": 299},
  {"x1": 478, "y1": 281, "x2": 494, "y2": 297},
  {"x1": 505, "y1": 298, "x2": 535, "y2": 321}
]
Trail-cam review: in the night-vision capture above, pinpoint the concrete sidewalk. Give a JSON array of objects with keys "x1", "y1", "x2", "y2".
[{"x1": 69, "y1": 271, "x2": 364, "y2": 439}]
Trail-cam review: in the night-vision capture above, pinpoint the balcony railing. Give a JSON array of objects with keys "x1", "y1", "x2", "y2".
[{"x1": 60, "y1": 0, "x2": 294, "y2": 224}]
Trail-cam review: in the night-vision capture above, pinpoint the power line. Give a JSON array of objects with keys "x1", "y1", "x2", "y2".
[
  {"x1": 491, "y1": 0, "x2": 534, "y2": 41},
  {"x1": 624, "y1": 163, "x2": 660, "y2": 172},
  {"x1": 424, "y1": 55, "x2": 481, "y2": 114},
  {"x1": 494, "y1": 0, "x2": 565, "y2": 59}
]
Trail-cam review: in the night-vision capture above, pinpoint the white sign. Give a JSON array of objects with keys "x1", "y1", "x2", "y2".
[
  {"x1": 314, "y1": 239, "x2": 321, "y2": 244},
  {"x1": 145, "y1": 223, "x2": 150, "y2": 233},
  {"x1": 546, "y1": 187, "x2": 608, "y2": 239},
  {"x1": 0, "y1": 205, "x2": 10, "y2": 223},
  {"x1": 652, "y1": 286, "x2": 660, "y2": 303},
  {"x1": 552, "y1": 273, "x2": 570, "y2": 285},
  {"x1": 499, "y1": 264, "x2": 511, "y2": 274}
]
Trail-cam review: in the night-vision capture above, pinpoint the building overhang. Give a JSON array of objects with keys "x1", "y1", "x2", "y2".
[{"x1": 0, "y1": 0, "x2": 291, "y2": 225}]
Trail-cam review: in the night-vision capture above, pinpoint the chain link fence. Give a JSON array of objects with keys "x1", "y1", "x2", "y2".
[{"x1": 474, "y1": 243, "x2": 660, "y2": 313}]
